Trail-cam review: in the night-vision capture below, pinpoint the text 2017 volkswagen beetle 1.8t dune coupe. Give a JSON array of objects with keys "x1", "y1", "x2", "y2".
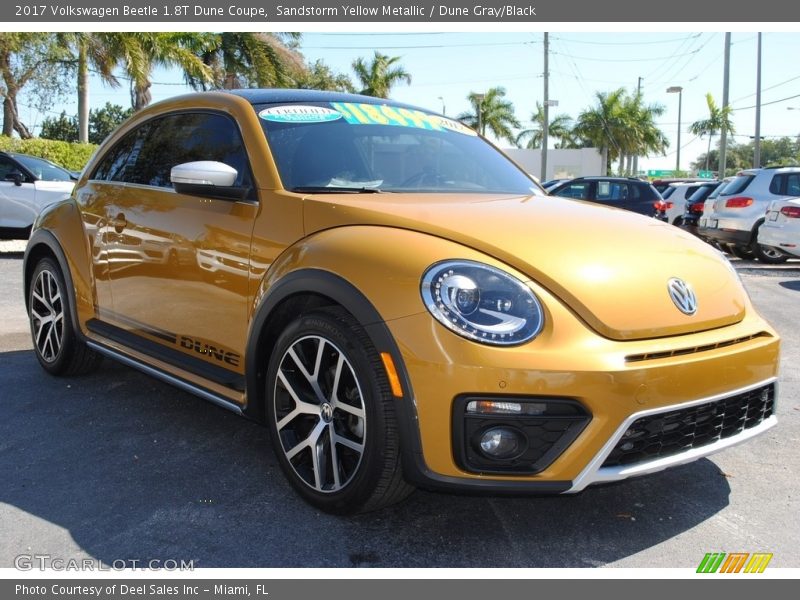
[{"x1": 24, "y1": 90, "x2": 779, "y2": 514}]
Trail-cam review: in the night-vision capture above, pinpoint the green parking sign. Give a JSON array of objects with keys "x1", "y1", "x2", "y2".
[
  {"x1": 697, "y1": 170, "x2": 714, "y2": 179},
  {"x1": 647, "y1": 170, "x2": 675, "y2": 177}
]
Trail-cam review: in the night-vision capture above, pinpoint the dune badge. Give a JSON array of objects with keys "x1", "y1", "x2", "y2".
[
  {"x1": 696, "y1": 552, "x2": 773, "y2": 573},
  {"x1": 667, "y1": 277, "x2": 698, "y2": 315}
]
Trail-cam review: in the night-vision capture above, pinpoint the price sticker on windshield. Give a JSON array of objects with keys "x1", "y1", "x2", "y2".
[{"x1": 331, "y1": 102, "x2": 477, "y2": 136}]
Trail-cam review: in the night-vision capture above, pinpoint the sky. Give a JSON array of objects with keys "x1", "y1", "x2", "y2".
[{"x1": 14, "y1": 31, "x2": 800, "y2": 173}]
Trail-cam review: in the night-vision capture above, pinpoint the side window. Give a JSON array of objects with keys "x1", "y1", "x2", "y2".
[
  {"x1": 628, "y1": 184, "x2": 642, "y2": 199},
  {"x1": 92, "y1": 124, "x2": 150, "y2": 182},
  {"x1": 556, "y1": 182, "x2": 591, "y2": 199},
  {"x1": 0, "y1": 157, "x2": 19, "y2": 180},
  {"x1": 130, "y1": 112, "x2": 252, "y2": 189},
  {"x1": 595, "y1": 181, "x2": 625, "y2": 201},
  {"x1": 768, "y1": 175, "x2": 783, "y2": 195},
  {"x1": 785, "y1": 174, "x2": 800, "y2": 196}
]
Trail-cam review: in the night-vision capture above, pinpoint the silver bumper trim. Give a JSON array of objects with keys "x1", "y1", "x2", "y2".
[{"x1": 567, "y1": 377, "x2": 778, "y2": 493}]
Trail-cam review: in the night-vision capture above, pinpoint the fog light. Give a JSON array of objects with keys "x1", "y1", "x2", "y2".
[
  {"x1": 467, "y1": 400, "x2": 547, "y2": 415},
  {"x1": 478, "y1": 427, "x2": 525, "y2": 459}
]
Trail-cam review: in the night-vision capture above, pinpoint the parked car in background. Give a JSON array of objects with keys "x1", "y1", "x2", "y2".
[
  {"x1": 651, "y1": 177, "x2": 710, "y2": 194},
  {"x1": 0, "y1": 151, "x2": 77, "y2": 240},
  {"x1": 685, "y1": 178, "x2": 732, "y2": 239},
  {"x1": 23, "y1": 89, "x2": 779, "y2": 514},
  {"x1": 542, "y1": 178, "x2": 572, "y2": 192},
  {"x1": 548, "y1": 176, "x2": 662, "y2": 216},
  {"x1": 757, "y1": 197, "x2": 800, "y2": 258},
  {"x1": 698, "y1": 166, "x2": 800, "y2": 263},
  {"x1": 655, "y1": 181, "x2": 719, "y2": 226}
]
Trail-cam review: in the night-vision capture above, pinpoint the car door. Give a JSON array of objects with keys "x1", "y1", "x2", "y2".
[
  {"x1": 0, "y1": 155, "x2": 38, "y2": 230},
  {"x1": 97, "y1": 111, "x2": 259, "y2": 386}
]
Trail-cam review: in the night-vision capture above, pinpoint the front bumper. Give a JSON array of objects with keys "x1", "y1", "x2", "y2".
[{"x1": 386, "y1": 304, "x2": 780, "y2": 494}]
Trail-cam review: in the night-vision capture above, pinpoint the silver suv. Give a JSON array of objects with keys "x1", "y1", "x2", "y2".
[{"x1": 698, "y1": 166, "x2": 800, "y2": 263}]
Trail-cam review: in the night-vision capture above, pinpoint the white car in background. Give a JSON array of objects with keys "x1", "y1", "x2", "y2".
[
  {"x1": 0, "y1": 151, "x2": 77, "y2": 240},
  {"x1": 758, "y1": 197, "x2": 800, "y2": 258},
  {"x1": 657, "y1": 181, "x2": 719, "y2": 226}
]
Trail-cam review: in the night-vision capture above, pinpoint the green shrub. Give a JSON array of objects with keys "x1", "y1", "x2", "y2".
[{"x1": 0, "y1": 136, "x2": 98, "y2": 171}]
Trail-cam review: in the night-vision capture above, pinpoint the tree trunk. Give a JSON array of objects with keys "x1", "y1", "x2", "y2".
[
  {"x1": 705, "y1": 134, "x2": 713, "y2": 172},
  {"x1": 3, "y1": 94, "x2": 32, "y2": 138},
  {"x1": 132, "y1": 80, "x2": 152, "y2": 111},
  {"x1": 601, "y1": 146, "x2": 609, "y2": 175},
  {"x1": 77, "y1": 40, "x2": 89, "y2": 143},
  {"x1": 2, "y1": 96, "x2": 13, "y2": 137},
  {"x1": 625, "y1": 154, "x2": 633, "y2": 176}
]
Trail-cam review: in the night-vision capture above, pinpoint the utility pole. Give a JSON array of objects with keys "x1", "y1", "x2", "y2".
[
  {"x1": 754, "y1": 33, "x2": 762, "y2": 168},
  {"x1": 541, "y1": 32, "x2": 549, "y2": 182},
  {"x1": 719, "y1": 32, "x2": 731, "y2": 178},
  {"x1": 632, "y1": 76, "x2": 642, "y2": 176}
]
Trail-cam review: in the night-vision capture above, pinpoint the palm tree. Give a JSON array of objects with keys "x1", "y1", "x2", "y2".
[
  {"x1": 105, "y1": 33, "x2": 213, "y2": 111},
  {"x1": 515, "y1": 102, "x2": 574, "y2": 149},
  {"x1": 690, "y1": 93, "x2": 735, "y2": 172},
  {"x1": 351, "y1": 52, "x2": 411, "y2": 98},
  {"x1": 57, "y1": 33, "x2": 118, "y2": 143},
  {"x1": 573, "y1": 89, "x2": 627, "y2": 174},
  {"x1": 456, "y1": 87, "x2": 520, "y2": 144},
  {"x1": 617, "y1": 93, "x2": 668, "y2": 175},
  {"x1": 187, "y1": 32, "x2": 305, "y2": 90}
]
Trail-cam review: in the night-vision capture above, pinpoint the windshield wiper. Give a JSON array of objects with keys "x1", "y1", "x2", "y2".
[{"x1": 291, "y1": 185, "x2": 385, "y2": 194}]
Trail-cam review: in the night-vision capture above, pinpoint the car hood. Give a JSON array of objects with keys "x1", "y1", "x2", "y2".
[{"x1": 302, "y1": 193, "x2": 747, "y2": 341}]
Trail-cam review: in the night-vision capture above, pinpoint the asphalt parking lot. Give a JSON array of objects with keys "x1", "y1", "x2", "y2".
[{"x1": 1, "y1": 239, "x2": 798, "y2": 569}]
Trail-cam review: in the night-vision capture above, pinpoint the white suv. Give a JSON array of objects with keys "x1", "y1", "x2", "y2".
[{"x1": 698, "y1": 166, "x2": 800, "y2": 263}]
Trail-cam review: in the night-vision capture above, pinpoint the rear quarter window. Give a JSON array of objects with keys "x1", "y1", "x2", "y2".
[{"x1": 721, "y1": 174, "x2": 754, "y2": 195}]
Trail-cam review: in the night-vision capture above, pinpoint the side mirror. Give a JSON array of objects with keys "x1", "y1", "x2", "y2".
[
  {"x1": 170, "y1": 161, "x2": 248, "y2": 201},
  {"x1": 4, "y1": 171, "x2": 24, "y2": 186}
]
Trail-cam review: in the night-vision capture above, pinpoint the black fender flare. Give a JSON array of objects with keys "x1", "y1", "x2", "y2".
[{"x1": 23, "y1": 229, "x2": 85, "y2": 342}]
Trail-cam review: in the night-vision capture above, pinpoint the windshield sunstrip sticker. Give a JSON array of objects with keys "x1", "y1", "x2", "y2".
[
  {"x1": 330, "y1": 102, "x2": 477, "y2": 136},
  {"x1": 259, "y1": 105, "x2": 343, "y2": 123}
]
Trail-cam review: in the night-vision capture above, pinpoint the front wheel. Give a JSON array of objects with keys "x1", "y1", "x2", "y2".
[{"x1": 265, "y1": 307, "x2": 412, "y2": 514}]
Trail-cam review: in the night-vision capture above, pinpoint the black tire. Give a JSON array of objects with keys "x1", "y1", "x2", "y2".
[
  {"x1": 28, "y1": 258, "x2": 102, "y2": 376},
  {"x1": 728, "y1": 244, "x2": 755, "y2": 260},
  {"x1": 265, "y1": 307, "x2": 413, "y2": 514}
]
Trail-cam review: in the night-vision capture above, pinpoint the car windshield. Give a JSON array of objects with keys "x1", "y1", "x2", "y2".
[
  {"x1": 255, "y1": 102, "x2": 543, "y2": 195},
  {"x1": 14, "y1": 155, "x2": 74, "y2": 182},
  {"x1": 662, "y1": 186, "x2": 676, "y2": 199}
]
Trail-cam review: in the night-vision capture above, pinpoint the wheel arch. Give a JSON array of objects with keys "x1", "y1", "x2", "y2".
[
  {"x1": 243, "y1": 269, "x2": 414, "y2": 424},
  {"x1": 23, "y1": 229, "x2": 84, "y2": 341}
]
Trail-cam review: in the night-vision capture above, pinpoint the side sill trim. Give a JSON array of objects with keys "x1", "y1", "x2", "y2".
[
  {"x1": 86, "y1": 340, "x2": 243, "y2": 416},
  {"x1": 566, "y1": 377, "x2": 778, "y2": 493}
]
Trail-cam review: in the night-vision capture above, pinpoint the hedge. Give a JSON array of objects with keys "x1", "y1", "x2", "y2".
[{"x1": 0, "y1": 136, "x2": 98, "y2": 172}]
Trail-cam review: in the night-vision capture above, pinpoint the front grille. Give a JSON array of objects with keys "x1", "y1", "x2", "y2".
[
  {"x1": 602, "y1": 383, "x2": 775, "y2": 467},
  {"x1": 625, "y1": 332, "x2": 771, "y2": 363}
]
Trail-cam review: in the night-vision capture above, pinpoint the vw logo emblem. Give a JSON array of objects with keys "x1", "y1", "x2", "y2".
[
  {"x1": 667, "y1": 277, "x2": 697, "y2": 315},
  {"x1": 320, "y1": 402, "x2": 334, "y2": 423}
]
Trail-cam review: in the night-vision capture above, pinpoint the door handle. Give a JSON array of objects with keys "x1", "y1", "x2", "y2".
[{"x1": 111, "y1": 213, "x2": 127, "y2": 233}]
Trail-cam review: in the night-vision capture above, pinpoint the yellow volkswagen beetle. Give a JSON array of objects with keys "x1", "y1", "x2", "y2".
[{"x1": 23, "y1": 90, "x2": 779, "y2": 513}]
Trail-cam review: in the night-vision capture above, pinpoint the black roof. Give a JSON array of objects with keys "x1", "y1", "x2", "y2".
[
  {"x1": 568, "y1": 176, "x2": 649, "y2": 182},
  {"x1": 225, "y1": 89, "x2": 430, "y2": 113}
]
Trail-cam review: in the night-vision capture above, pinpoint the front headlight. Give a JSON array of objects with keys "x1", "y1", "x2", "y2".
[{"x1": 421, "y1": 260, "x2": 544, "y2": 346}]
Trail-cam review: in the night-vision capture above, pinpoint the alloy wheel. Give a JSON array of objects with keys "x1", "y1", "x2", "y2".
[
  {"x1": 273, "y1": 335, "x2": 366, "y2": 493},
  {"x1": 30, "y1": 269, "x2": 64, "y2": 363}
]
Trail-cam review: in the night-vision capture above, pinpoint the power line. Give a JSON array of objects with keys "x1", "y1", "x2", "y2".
[
  {"x1": 734, "y1": 92, "x2": 800, "y2": 111},
  {"x1": 731, "y1": 73, "x2": 800, "y2": 103},
  {"x1": 302, "y1": 40, "x2": 539, "y2": 50},
  {"x1": 552, "y1": 49, "x2": 702, "y2": 63},
  {"x1": 552, "y1": 33, "x2": 701, "y2": 46}
]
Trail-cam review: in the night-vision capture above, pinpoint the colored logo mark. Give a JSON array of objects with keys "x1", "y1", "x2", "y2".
[{"x1": 696, "y1": 552, "x2": 773, "y2": 573}]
